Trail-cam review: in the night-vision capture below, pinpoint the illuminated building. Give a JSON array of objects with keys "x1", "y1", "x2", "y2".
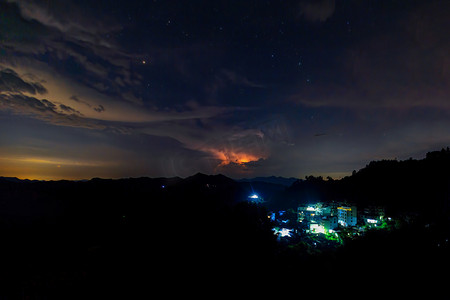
[
  {"x1": 309, "y1": 216, "x2": 338, "y2": 234},
  {"x1": 297, "y1": 205, "x2": 316, "y2": 222},
  {"x1": 310, "y1": 222, "x2": 325, "y2": 234},
  {"x1": 337, "y1": 206, "x2": 357, "y2": 227},
  {"x1": 322, "y1": 216, "x2": 338, "y2": 231},
  {"x1": 361, "y1": 205, "x2": 385, "y2": 225}
]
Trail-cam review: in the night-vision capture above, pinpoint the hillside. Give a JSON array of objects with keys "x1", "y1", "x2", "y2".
[
  {"x1": 1, "y1": 151, "x2": 450, "y2": 294},
  {"x1": 0, "y1": 173, "x2": 276, "y2": 296},
  {"x1": 275, "y1": 148, "x2": 450, "y2": 216}
]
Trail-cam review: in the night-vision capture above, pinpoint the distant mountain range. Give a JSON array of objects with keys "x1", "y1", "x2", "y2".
[
  {"x1": 3, "y1": 147, "x2": 450, "y2": 215},
  {"x1": 0, "y1": 176, "x2": 41, "y2": 183},
  {"x1": 236, "y1": 176, "x2": 299, "y2": 187},
  {"x1": 0, "y1": 174, "x2": 300, "y2": 187},
  {"x1": 0, "y1": 173, "x2": 293, "y2": 211}
]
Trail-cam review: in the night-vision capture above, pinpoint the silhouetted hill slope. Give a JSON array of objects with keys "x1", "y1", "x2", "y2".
[
  {"x1": 277, "y1": 148, "x2": 450, "y2": 216},
  {"x1": 168, "y1": 172, "x2": 246, "y2": 205},
  {"x1": 0, "y1": 173, "x2": 276, "y2": 295}
]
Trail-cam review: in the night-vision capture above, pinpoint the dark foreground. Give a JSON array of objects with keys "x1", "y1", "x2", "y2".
[{"x1": 1, "y1": 151, "x2": 450, "y2": 297}]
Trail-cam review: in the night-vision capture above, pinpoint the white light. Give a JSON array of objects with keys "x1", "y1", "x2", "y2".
[
  {"x1": 273, "y1": 228, "x2": 292, "y2": 237},
  {"x1": 310, "y1": 223, "x2": 325, "y2": 234},
  {"x1": 279, "y1": 228, "x2": 293, "y2": 237},
  {"x1": 306, "y1": 206, "x2": 315, "y2": 211},
  {"x1": 249, "y1": 194, "x2": 259, "y2": 199},
  {"x1": 367, "y1": 219, "x2": 378, "y2": 224}
]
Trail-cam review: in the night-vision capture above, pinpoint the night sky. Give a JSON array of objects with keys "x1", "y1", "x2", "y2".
[{"x1": 0, "y1": 0, "x2": 448, "y2": 180}]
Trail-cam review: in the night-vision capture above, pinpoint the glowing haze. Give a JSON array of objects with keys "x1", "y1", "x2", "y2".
[{"x1": 0, "y1": 0, "x2": 448, "y2": 180}]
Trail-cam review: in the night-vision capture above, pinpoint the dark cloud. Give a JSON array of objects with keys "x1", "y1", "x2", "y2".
[
  {"x1": 6, "y1": 0, "x2": 120, "y2": 46},
  {"x1": 206, "y1": 69, "x2": 264, "y2": 103},
  {"x1": 69, "y1": 95, "x2": 91, "y2": 107},
  {"x1": 41, "y1": 99, "x2": 56, "y2": 110},
  {"x1": 290, "y1": 1, "x2": 450, "y2": 109},
  {"x1": 0, "y1": 68, "x2": 47, "y2": 95},
  {"x1": 216, "y1": 158, "x2": 266, "y2": 177},
  {"x1": 2, "y1": 0, "x2": 141, "y2": 110},
  {"x1": 0, "y1": 68, "x2": 89, "y2": 124},
  {"x1": 0, "y1": 93, "x2": 55, "y2": 113},
  {"x1": 59, "y1": 104, "x2": 82, "y2": 116},
  {"x1": 299, "y1": 0, "x2": 335, "y2": 22},
  {"x1": 0, "y1": 92, "x2": 110, "y2": 131},
  {"x1": 93, "y1": 105, "x2": 105, "y2": 113},
  {"x1": 69, "y1": 96, "x2": 105, "y2": 113}
]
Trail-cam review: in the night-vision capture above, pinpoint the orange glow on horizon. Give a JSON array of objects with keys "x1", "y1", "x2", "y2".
[{"x1": 0, "y1": 156, "x2": 111, "y2": 181}]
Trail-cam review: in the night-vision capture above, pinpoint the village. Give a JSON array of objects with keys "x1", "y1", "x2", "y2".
[{"x1": 266, "y1": 199, "x2": 393, "y2": 247}]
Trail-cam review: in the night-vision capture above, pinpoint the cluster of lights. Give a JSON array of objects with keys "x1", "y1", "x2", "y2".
[
  {"x1": 273, "y1": 227, "x2": 293, "y2": 238},
  {"x1": 310, "y1": 223, "x2": 326, "y2": 234}
]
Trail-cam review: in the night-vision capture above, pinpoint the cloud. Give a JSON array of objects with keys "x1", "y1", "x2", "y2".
[
  {"x1": 2, "y1": 0, "x2": 143, "y2": 110},
  {"x1": 0, "y1": 67, "x2": 114, "y2": 130},
  {"x1": 290, "y1": 1, "x2": 450, "y2": 109},
  {"x1": 206, "y1": 69, "x2": 264, "y2": 103},
  {"x1": 0, "y1": 92, "x2": 110, "y2": 130},
  {"x1": 136, "y1": 114, "x2": 272, "y2": 176},
  {"x1": 299, "y1": 0, "x2": 336, "y2": 22},
  {"x1": 7, "y1": 0, "x2": 119, "y2": 46},
  {"x1": 215, "y1": 158, "x2": 266, "y2": 176},
  {"x1": 0, "y1": 68, "x2": 47, "y2": 95},
  {"x1": 70, "y1": 95, "x2": 91, "y2": 107},
  {"x1": 59, "y1": 104, "x2": 82, "y2": 116},
  {"x1": 93, "y1": 105, "x2": 105, "y2": 113}
]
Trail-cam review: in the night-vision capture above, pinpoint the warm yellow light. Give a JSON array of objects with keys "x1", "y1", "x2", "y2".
[
  {"x1": 337, "y1": 207, "x2": 351, "y2": 211},
  {"x1": 239, "y1": 159, "x2": 249, "y2": 163}
]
